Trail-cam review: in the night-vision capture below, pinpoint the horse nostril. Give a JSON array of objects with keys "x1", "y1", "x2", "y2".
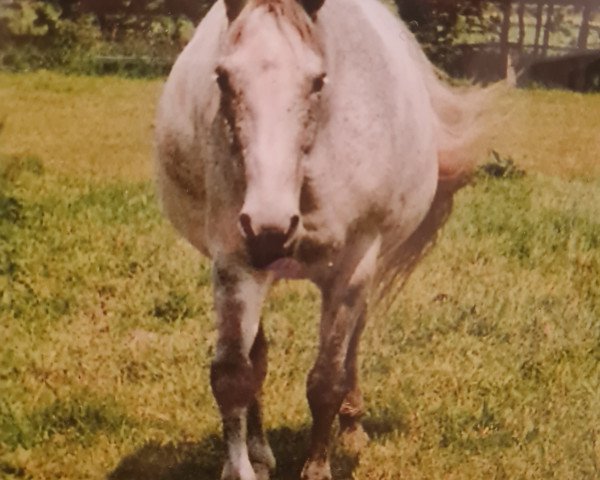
[
  {"x1": 287, "y1": 215, "x2": 300, "y2": 239},
  {"x1": 239, "y1": 213, "x2": 255, "y2": 239}
]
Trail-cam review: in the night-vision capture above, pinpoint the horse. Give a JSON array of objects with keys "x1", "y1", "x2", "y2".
[{"x1": 155, "y1": 0, "x2": 492, "y2": 478}]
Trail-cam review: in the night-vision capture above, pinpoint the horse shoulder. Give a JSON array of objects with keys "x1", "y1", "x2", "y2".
[
  {"x1": 155, "y1": 3, "x2": 228, "y2": 256},
  {"x1": 311, "y1": 0, "x2": 438, "y2": 231}
]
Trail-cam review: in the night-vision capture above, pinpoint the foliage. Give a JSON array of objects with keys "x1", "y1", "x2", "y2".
[
  {"x1": 0, "y1": 1, "x2": 96, "y2": 71},
  {"x1": 394, "y1": 0, "x2": 487, "y2": 66},
  {"x1": 477, "y1": 150, "x2": 526, "y2": 180},
  {"x1": 1, "y1": 1, "x2": 597, "y2": 76},
  {"x1": 0, "y1": 71, "x2": 599, "y2": 479},
  {"x1": 77, "y1": 0, "x2": 210, "y2": 36},
  {"x1": 0, "y1": 0, "x2": 213, "y2": 75}
]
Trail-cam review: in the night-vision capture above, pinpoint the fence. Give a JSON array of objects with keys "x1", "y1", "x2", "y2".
[{"x1": 448, "y1": 0, "x2": 600, "y2": 90}]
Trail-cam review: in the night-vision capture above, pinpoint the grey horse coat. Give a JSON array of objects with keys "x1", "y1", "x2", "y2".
[{"x1": 155, "y1": 1, "x2": 490, "y2": 479}]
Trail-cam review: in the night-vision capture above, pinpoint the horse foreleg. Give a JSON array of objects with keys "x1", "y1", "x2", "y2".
[
  {"x1": 210, "y1": 264, "x2": 273, "y2": 480},
  {"x1": 247, "y1": 325, "x2": 276, "y2": 474},
  {"x1": 301, "y1": 236, "x2": 380, "y2": 480},
  {"x1": 302, "y1": 295, "x2": 368, "y2": 480},
  {"x1": 338, "y1": 310, "x2": 369, "y2": 454}
]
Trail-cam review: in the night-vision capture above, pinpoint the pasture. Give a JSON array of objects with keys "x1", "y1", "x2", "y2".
[{"x1": 0, "y1": 71, "x2": 599, "y2": 479}]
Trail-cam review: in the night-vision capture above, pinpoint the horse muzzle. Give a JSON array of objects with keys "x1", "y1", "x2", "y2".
[{"x1": 239, "y1": 214, "x2": 300, "y2": 269}]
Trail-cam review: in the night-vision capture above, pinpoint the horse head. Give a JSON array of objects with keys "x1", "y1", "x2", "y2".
[{"x1": 217, "y1": 0, "x2": 327, "y2": 268}]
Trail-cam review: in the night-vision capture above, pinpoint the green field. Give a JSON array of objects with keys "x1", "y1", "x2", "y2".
[{"x1": 1, "y1": 72, "x2": 599, "y2": 479}]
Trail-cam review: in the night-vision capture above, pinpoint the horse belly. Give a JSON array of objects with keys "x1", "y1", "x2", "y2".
[{"x1": 155, "y1": 3, "x2": 229, "y2": 257}]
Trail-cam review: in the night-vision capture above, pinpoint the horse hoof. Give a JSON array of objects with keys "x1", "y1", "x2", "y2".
[
  {"x1": 252, "y1": 462, "x2": 271, "y2": 480},
  {"x1": 220, "y1": 460, "x2": 257, "y2": 480},
  {"x1": 300, "y1": 459, "x2": 332, "y2": 480},
  {"x1": 339, "y1": 423, "x2": 369, "y2": 455}
]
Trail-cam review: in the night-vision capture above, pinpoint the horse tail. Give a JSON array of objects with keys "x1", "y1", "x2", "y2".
[
  {"x1": 429, "y1": 75, "x2": 505, "y2": 190},
  {"x1": 372, "y1": 29, "x2": 508, "y2": 311},
  {"x1": 399, "y1": 21, "x2": 507, "y2": 187}
]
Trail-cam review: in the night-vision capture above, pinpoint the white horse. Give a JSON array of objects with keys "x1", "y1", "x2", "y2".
[{"x1": 155, "y1": 0, "x2": 491, "y2": 478}]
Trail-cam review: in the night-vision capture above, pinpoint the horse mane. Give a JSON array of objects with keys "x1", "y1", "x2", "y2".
[{"x1": 234, "y1": 0, "x2": 321, "y2": 52}]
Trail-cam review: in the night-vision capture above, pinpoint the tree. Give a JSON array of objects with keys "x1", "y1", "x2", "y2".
[
  {"x1": 394, "y1": 0, "x2": 486, "y2": 65},
  {"x1": 74, "y1": 0, "x2": 212, "y2": 41}
]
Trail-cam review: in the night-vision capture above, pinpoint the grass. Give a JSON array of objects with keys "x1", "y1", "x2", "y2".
[
  {"x1": 0, "y1": 71, "x2": 599, "y2": 479},
  {"x1": 0, "y1": 72, "x2": 159, "y2": 181}
]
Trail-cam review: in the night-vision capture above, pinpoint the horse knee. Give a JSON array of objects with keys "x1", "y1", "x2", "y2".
[
  {"x1": 211, "y1": 353, "x2": 258, "y2": 414},
  {"x1": 306, "y1": 364, "x2": 346, "y2": 416},
  {"x1": 249, "y1": 325, "x2": 268, "y2": 385}
]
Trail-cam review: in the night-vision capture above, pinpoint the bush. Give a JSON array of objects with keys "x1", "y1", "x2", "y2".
[
  {"x1": 0, "y1": 0, "x2": 200, "y2": 76},
  {"x1": 394, "y1": 0, "x2": 486, "y2": 68}
]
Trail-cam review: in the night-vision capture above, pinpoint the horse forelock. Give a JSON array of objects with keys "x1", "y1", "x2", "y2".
[{"x1": 228, "y1": 0, "x2": 321, "y2": 54}]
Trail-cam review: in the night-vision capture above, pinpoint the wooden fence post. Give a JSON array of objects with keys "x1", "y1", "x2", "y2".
[
  {"x1": 517, "y1": 0, "x2": 526, "y2": 51},
  {"x1": 500, "y1": 0, "x2": 514, "y2": 76},
  {"x1": 534, "y1": 1, "x2": 544, "y2": 56},
  {"x1": 542, "y1": 1, "x2": 555, "y2": 57},
  {"x1": 578, "y1": 0, "x2": 592, "y2": 50}
]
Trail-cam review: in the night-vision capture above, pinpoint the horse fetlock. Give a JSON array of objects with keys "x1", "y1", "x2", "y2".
[
  {"x1": 300, "y1": 458, "x2": 332, "y2": 480},
  {"x1": 251, "y1": 462, "x2": 271, "y2": 480},
  {"x1": 248, "y1": 436, "x2": 276, "y2": 470},
  {"x1": 339, "y1": 389, "x2": 365, "y2": 419}
]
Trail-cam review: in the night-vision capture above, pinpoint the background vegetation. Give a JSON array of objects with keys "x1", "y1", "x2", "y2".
[
  {"x1": 2, "y1": 1, "x2": 597, "y2": 77},
  {"x1": 0, "y1": 0, "x2": 489, "y2": 74},
  {"x1": 0, "y1": 0, "x2": 209, "y2": 75},
  {"x1": 0, "y1": 72, "x2": 599, "y2": 479}
]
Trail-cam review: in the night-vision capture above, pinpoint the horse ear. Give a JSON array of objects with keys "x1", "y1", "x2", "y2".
[
  {"x1": 224, "y1": 0, "x2": 247, "y2": 22},
  {"x1": 299, "y1": 0, "x2": 325, "y2": 19}
]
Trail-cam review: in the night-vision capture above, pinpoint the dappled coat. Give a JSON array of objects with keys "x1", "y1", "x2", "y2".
[{"x1": 155, "y1": 1, "x2": 491, "y2": 479}]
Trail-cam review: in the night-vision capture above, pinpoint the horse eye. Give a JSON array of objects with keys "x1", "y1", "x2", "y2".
[
  {"x1": 311, "y1": 74, "x2": 327, "y2": 93},
  {"x1": 215, "y1": 67, "x2": 232, "y2": 93}
]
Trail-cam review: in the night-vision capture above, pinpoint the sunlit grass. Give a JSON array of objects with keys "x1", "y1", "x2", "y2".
[
  {"x1": 1, "y1": 71, "x2": 599, "y2": 182},
  {"x1": 491, "y1": 89, "x2": 600, "y2": 179},
  {"x1": 0, "y1": 71, "x2": 160, "y2": 182},
  {"x1": 0, "y1": 72, "x2": 599, "y2": 479}
]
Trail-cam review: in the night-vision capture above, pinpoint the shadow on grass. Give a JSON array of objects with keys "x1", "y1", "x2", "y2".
[
  {"x1": 362, "y1": 411, "x2": 409, "y2": 440},
  {"x1": 107, "y1": 435, "x2": 222, "y2": 480},
  {"x1": 108, "y1": 412, "x2": 406, "y2": 480}
]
